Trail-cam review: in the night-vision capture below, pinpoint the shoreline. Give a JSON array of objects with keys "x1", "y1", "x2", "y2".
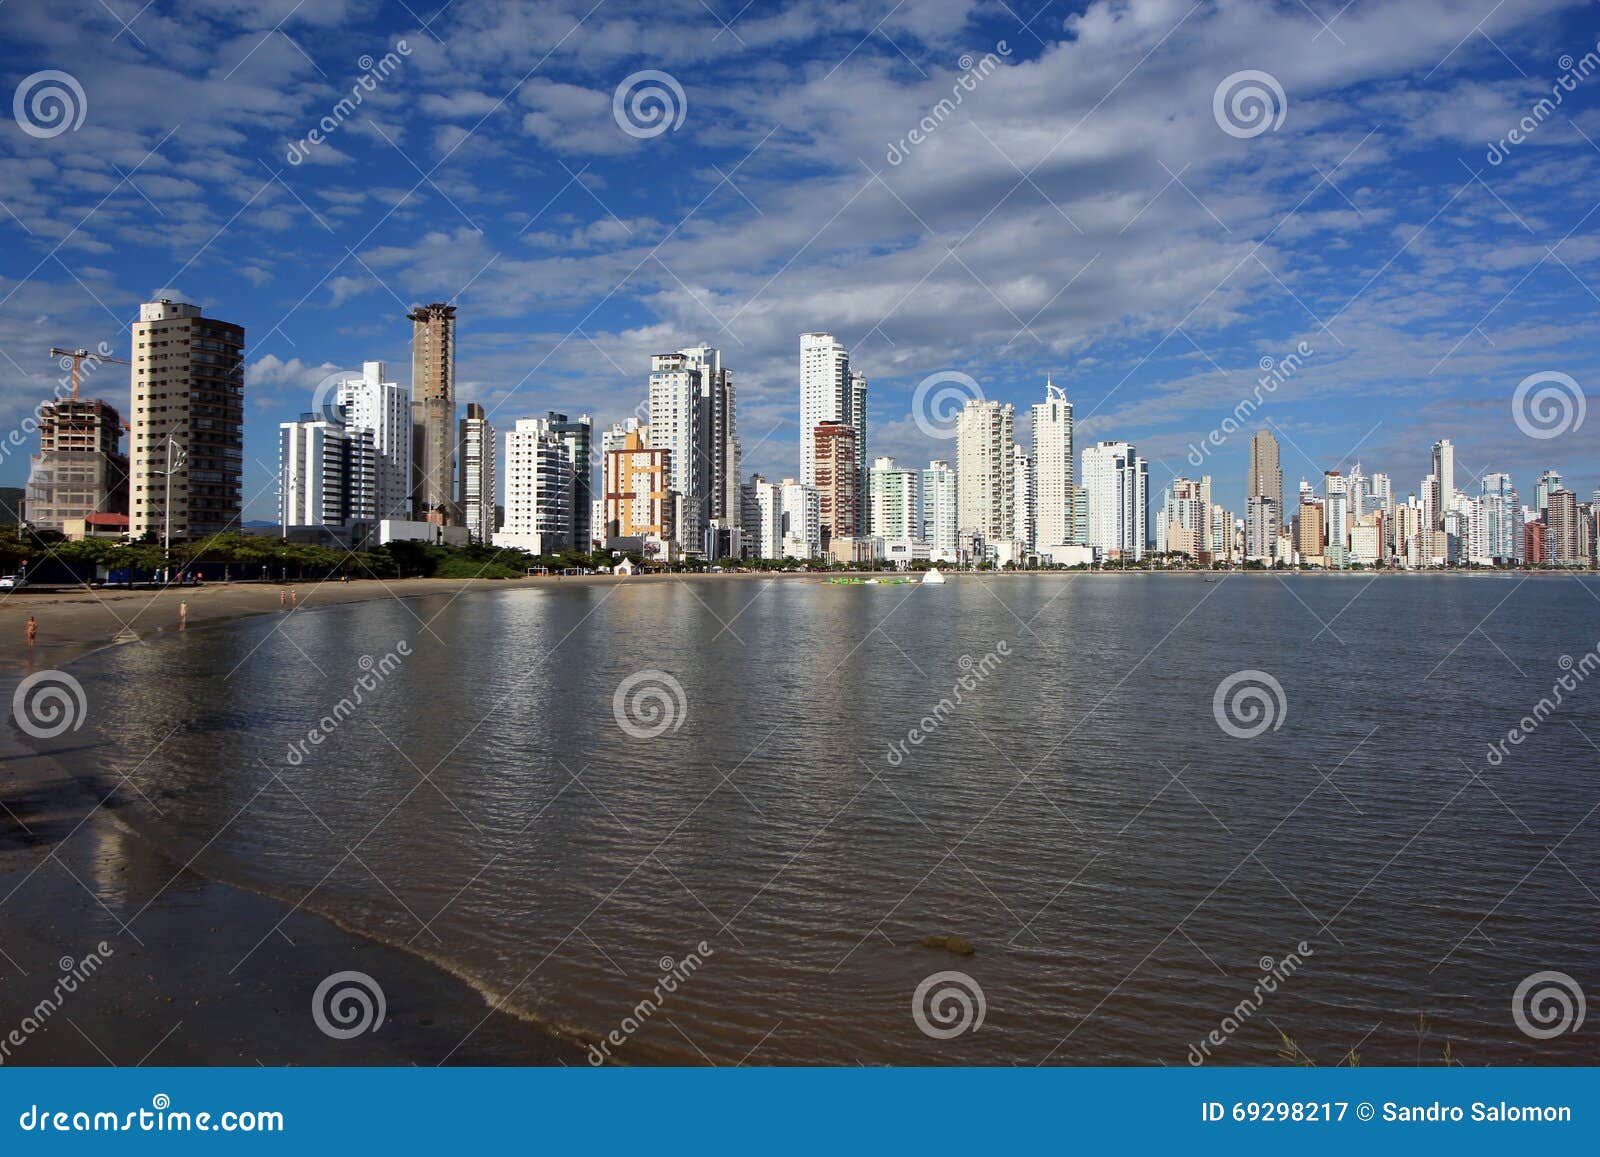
[{"x1": 0, "y1": 575, "x2": 602, "y2": 1066}]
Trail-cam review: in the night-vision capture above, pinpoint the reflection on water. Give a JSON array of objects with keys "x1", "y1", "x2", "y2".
[{"x1": 45, "y1": 575, "x2": 1600, "y2": 1064}]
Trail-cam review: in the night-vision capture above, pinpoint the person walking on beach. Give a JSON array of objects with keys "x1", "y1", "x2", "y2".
[
  {"x1": 179, "y1": 601, "x2": 188, "y2": 630},
  {"x1": 24, "y1": 615, "x2": 37, "y2": 646},
  {"x1": 290, "y1": 590, "x2": 298, "y2": 609},
  {"x1": 280, "y1": 589, "x2": 288, "y2": 608}
]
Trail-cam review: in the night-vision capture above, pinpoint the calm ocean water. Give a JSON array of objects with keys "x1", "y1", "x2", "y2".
[{"x1": 52, "y1": 575, "x2": 1600, "y2": 1064}]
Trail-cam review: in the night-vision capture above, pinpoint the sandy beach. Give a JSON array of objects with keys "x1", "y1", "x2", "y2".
[{"x1": 0, "y1": 575, "x2": 601, "y2": 1066}]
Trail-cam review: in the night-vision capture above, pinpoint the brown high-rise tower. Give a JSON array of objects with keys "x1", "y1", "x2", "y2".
[{"x1": 408, "y1": 302, "x2": 460, "y2": 525}]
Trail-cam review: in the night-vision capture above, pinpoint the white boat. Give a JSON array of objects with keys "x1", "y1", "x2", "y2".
[{"x1": 921, "y1": 568, "x2": 947, "y2": 585}]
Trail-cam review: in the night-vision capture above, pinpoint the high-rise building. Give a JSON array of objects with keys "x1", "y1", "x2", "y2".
[
  {"x1": 25, "y1": 398, "x2": 127, "y2": 532},
  {"x1": 1247, "y1": 430, "x2": 1283, "y2": 525},
  {"x1": 813, "y1": 420, "x2": 859, "y2": 550},
  {"x1": 1011, "y1": 442, "x2": 1035, "y2": 555},
  {"x1": 604, "y1": 428, "x2": 674, "y2": 548},
  {"x1": 498, "y1": 417, "x2": 575, "y2": 554},
  {"x1": 1479, "y1": 473, "x2": 1521, "y2": 564},
  {"x1": 778, "y1": 477, "x2": 819, "y2": 559},
  {"x1": 799, "y1": 332, "x2": 851, "y2": 487},
  {"x1": 1160, "y1": 476, "x2": 1210, "y2": 558},
  {"x1": 741, "y1": 474, "x2": 782, "y2": 559},
  {"x1": 335, "y1": 362, "x2": 411, "y2": 520},
  {"x1": 129, "y1": 299, "x2": 245, "y2": 541},
  {"x1": 1031, "y1": 380, "x2": 1076, "y2": 550},
  {"x1": 868, "y1": 457, "x2": 920, "y2": 541},
  {"x1": 1082, "y1": 441, "x2": 1149, "y2": 561},
  {"x1": 1295, "y1": 494, "x2": 1324, "y2": 564},
  {"x1": 409, "y1": 302, "x2": 459, "y2": 525},
  {"x1": 1536, "y1": 469, "x2": 1563, "y2": 520},
  {"x1": 542, "y1": 411, "x2": 594, "y2": 554},
  {"x1": 648, "y1": 346, "x2": 735, "y2": 553},
  {"x1": 278, "y1": 413, "x2": 374, "y2": 530},
  {"x1": 1547, "y1": 488, "x2": 1580, "y2": 565},
  {"x1": 1430, "y1": 439, "x2": 1455, "y2": 531},
  {"x1": 1245, "y1": 495, "x2": 1279, "y2": 563},
  {"x1": 955, "y1": 400, "x2": 1015, "y2": 544},
  {"x1": 458, "y1": 402, "x2": 496, "y2": 544},
  {"x1": 922, "y1": 460, "x2": 958, "y2": 560},
  {"x1": 1323, "y1": 470, "x2": 1349, "y2": 567}
]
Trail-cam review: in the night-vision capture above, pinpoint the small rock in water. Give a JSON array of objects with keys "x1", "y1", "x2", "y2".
[{"x1": 920, "y1": 934, "x2": 975, "y2": 957}]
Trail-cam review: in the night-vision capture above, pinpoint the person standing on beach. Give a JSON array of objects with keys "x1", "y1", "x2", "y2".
[
  {"x1": 290, "y1": 590, "x2": 298, "y2": 609},
  {"x1": 179, "y1": 601, "x2": 188, "y2": 630},
  {"x1": 280, "y1": 589, "x2": 287, "y2": 608},
  {"x1": 25, "y1": 615, "x2": 37, "y2": 646}
]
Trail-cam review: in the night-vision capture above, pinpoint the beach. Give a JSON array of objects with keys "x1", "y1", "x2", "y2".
[{"x1": 0, "y1": 576, "x2": 597, "y2": 1066}]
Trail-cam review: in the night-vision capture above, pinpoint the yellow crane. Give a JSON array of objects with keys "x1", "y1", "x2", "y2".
[{"x1": 48, "y1": 345, "x2": 131, "y2": 401}]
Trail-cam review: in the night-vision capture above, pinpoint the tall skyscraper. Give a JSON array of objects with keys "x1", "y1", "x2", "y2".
[
  {"x1": 868, "y1": 457, "x2": 920, "y2": 541},
  {"x1": 542, "y1": 411, "x2": 593, "y2": 553},
  {"x1": 848, "y1": 369, "x2": 868, "y2": 528},
  {"x1": 813, "y1": 420, "x2": 859, "y2": 549},
  {"x1": 1011, "y1": 442, "x2": 1035, "y2": 554},
  {"x1": 335, "y1": 362, "x2": 411, "y2": 520},
  {"x1": 409, "y1": 302, "x2": 459, "y2": 525},
  {"x1": 778, "y1": 477, "x2": 819, "y2": 558},
  {"x1": 1479, "y1": 473, "x2": 1522, "y2": 564},
  {"x1": 922, "y1": 460, "x2": 958, "y2": 559},
  {"x1": 1323, "y1": 470, "x2": 1349, "y2": 566},
  {"x1": 1081, "y1": 441, "x2": 1148, "y2": 561},
  {"x1": 1031, "y1": 380, "x2": 1076, "y2": 550},
  {"x1": 1159, "y1": 477, "x2": 1209, "y2": 558},
  {"x1": 1245, "y1": 495, "x2": 1279, "y2": 562},
  {"x1": 955, "y1": 399, "x2": 1015, "y2": 544},
  {"x1": 1536, "y1": 468, "x2": 1563, "y2": 519},
  {"x1": 25, "y1": 398, "x2": 127, "y2": 532},
  {"x1": 498, "y1": 417, "x2": 575, "y2": 554},
  {"x1": 458, "y1": 403, "x2": 497, "y2": 544},
  {"x1": 1547, "y1": 488, "x2": 1580, "y2": 565},
  {"x1": 1430, "y1": 438, "x2": 1454, "y2": 531},
  {"x1": 129, "y1": 299, "x2": 245, "y2": 541},
  {"x1": 799, "y1": 332, "x2": 867, "y2": 524},
  {"x1": 648, "y1": 346, "x2": 735, "y2": 554},
  {"x1": 740, "y1": 474, "x2": 781, "y2": 559},
  {"x1": 1247, "y1": 430, "x2": 1282, "y2": 524}
]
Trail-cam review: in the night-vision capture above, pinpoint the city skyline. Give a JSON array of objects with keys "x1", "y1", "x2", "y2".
[{"x1": 2, "y1": 2, "x2": 1598, "y2": 525}]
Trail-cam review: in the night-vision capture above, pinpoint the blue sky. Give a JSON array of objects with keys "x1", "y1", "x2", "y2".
[{"x1": 1, "y1": 0, "x2": 1597, "y2": 521}]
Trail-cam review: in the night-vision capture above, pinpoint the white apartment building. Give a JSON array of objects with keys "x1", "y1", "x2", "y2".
[
  {"x1": 868, "y1": 456, "x2": 920, "y2": 541},
  {"x1": 955, "y1": 400, "x2": 1015, "y2": 543},
  {"x1": 922, "y1": 460, "x2": 958, "y2": 561},
  {"x1": 497, "y1": 417, "x2": 575, "y2": 554},
  {"x1": 334, "y1": 361, "x2": 411, "y2": 520},
  {"x1": 1032, "y1": 380, "x2": 1076, "y2": 550},
  {"x1": 1081, "y1": 441, "x2": 1148, "y2": 561}
]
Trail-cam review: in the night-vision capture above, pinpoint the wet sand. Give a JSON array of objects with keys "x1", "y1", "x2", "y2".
[{"x1": 0, "y1": 576, "x2": 600, "y2": 1066}]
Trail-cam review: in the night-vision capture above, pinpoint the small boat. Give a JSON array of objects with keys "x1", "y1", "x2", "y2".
[{"x1": 921, "y1": 568, "x2": 947, "y2": 585}]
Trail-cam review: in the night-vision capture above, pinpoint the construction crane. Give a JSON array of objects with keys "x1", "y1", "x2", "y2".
[{"x1": 48, "y1": 346, "x2": 131, "y2": 401}]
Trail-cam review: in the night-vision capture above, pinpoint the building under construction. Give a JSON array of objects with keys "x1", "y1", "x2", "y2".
[{"x1": 24, "y1": 397, "x2": 128, "y2": 533}]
